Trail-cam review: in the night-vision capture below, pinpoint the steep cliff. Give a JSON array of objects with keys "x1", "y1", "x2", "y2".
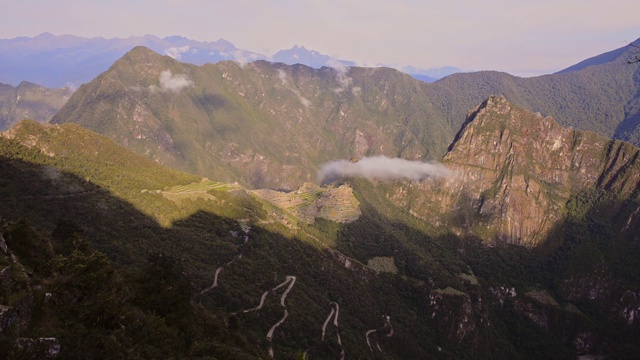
[{"x1": 391, "y1": 96, "x2": 640, "y2": 247}]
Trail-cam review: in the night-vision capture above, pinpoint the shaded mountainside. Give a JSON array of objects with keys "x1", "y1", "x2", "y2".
[
  {"x1": 0, "y1": 120, "x2": 534, "y2": 359},
  {"x1": 0, "y1": 81, "x2": 72, "y2": 131},
  {"x1": 52, "y1": 44, "x2": 640, "y2": 189},
  {"x1": 1, "y1": 114, "x2": 640, "y2": 358},
  {"x1": 389, "y1": 96, "x2": 640, "y2": 247}
]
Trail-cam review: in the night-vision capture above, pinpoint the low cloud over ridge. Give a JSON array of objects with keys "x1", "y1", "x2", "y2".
[
  {"x1": 318, "y1": 156, "x2": 453, "y2": 183},
  {"x1": 149, "y1": 69, "x2": 193, "y2": 93}
]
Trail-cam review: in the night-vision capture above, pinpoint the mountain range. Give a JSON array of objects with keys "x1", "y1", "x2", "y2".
[
  {"x1": 0, "y1": 37, "x2": 640, "y2": 359},
  {"x1": 50, "y1": 42, "x2": 640, "y2": 189},
  {"x1": 0, "y1": 33, "x2": 459, "y2": 89},
  {"x1": 0, "y1": 33, "x2": 265, "y2": 88}
]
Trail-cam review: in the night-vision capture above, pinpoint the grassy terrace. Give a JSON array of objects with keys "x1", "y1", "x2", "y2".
[
  {"x1": 251, "y1": 183, "x2": 361, "y2": 225},
  {"x1": 153, "y1": 179, "x2": 241, "y2": 203}
]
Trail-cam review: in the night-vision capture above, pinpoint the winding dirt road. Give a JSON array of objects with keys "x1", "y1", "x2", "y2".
[
  {"x1": 200, "y1": 256, "x2": 240, "y2": 294},
  {"x1": 200, "y1": 223, "x2": 252, "y2": 295},
  {"x1": 241, "y1": 276, "x2": 297, "y2": 358},
  {"x1": 321, "y1": 302, "x2": 345, "y2": 360},
  {"x1": 366, "y1": 315, "x2": 394, "y2": 352},
  {"x1": 267, "y1": 276, "x2": 297, "y2": 358}
]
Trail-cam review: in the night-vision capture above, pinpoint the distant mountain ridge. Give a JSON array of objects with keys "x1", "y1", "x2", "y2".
[
  {"x1": 52, "y1": 46, "x2": 455, "y2": 189},
  {"x1": 272, "y1": 45, "x2": 355, "y2": 68},
  {"x1": 0, "y1": 33, "x2": 461, "y2": 88},
  {"x1": 0, "y1": 33, "x2": 266, "y2": 88}
]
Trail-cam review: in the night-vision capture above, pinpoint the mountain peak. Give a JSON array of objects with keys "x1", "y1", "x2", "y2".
[
  {"x1": 34, "y1": 32, "x2": 56, "y2": 39},
  {"x1": 124, "y1": 45, "x2": 164, "y2": 58},
  {"x1": 273, "y1": 45, "x2": 355, "y2": 68},
  {"x1": 420, "y1": 96, "x2": 640, "y2": 246},
  {"x1": 447, "y1": 95, "x2": 564, "y2": 164},
  {"x1": 115, "y1": 46, "x2": 174, "y2": 69}
]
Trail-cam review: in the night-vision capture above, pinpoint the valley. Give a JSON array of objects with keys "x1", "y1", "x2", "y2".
[{"x1": 0, "y1": 40, "x2": 639, "y2": 359}]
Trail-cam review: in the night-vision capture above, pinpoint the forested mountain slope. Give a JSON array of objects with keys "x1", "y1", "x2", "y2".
[
  {"x1": 3, "y1": 99, "x2": 640, "y2": 358},
  {"x1": 52, "y1": 45, "x2": 640, "y2": 189}
]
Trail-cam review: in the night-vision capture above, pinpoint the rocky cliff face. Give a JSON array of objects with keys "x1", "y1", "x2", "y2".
[{"x1": 391, "y1": 96, "x2": 640, "y2": 247}]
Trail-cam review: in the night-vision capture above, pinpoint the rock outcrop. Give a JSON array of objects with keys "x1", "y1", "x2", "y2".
[{"x1": 394, "y1": 96, "x2": 640, "y2": 247}]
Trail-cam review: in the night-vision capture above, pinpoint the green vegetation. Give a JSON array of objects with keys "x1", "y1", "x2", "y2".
[
  {"x1": 49, "y1": 47, "x2": 639, "y2": 190},
  {"x1": 5, "y1": 120, "x2": 636, "y2": 359},
  {"x1": 367, "y1": 256, "x2": 398, "y2": 274},
  {"x1": 2, "y1": 48, "x2": 640, "y2": 357}
]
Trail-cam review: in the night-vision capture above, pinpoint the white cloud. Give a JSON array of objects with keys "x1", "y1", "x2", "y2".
[
  {"x1": 298, "y1": 95, "x2": 311, "y2": 108},
  {"x1": 327, "y1": 58, "x2": 353, "y2": 93},
  {"x1": 318, "y1": 156, "x2": 453, "y2": 184},
  {"x1": 231, "y1": 50, "x2": 261, "y2": 67},
  {"x1": 277, "y1": 69, "x2": 288, "y2": 85},
  {"x1": 164, "y1": 45, "x2": 190, "y2": 60},
  {"x1": 149, "y1": 69, "x2": 193, "y2": 93},
  {"x1": 277, "y1": 69, "x2": 311, "y2": 108}
]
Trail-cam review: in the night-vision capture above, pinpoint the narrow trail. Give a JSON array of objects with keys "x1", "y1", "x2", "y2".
[
  {"x1": 23, "y1": 188, "x2": 98, "y2": 199},
  {"x1": 321, "y1": 302, "x2": 345, "y2": 360},
  {"x1": 266, "y1": 309, "x2": 289, "y2": 358},
  {"x1": 321, "y1": 306, "x2": 335, "y2": 341},
  {"x1": 267, "y1": 276, "x2": 297, "y2": 358},
  {"x1": 243, "y1": 290, "x2": 270, "y2": 313},
  {"x1": 365, "y1": 315, "x2": 394, "y2": 353}
]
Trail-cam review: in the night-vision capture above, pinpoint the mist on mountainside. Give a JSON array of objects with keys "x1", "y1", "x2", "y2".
[{"x1": 318, "y1": 156, "x2": 454, "y2": 184}]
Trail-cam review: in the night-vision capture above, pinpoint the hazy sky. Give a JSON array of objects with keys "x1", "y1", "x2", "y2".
[{"x1": 3, "y1": 0, "x2": 639, "y2": 76}]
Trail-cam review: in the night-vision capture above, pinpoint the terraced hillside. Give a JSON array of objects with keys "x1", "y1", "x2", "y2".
[{"x1": 251, "y1": 182, "x2": 361, "y2": 225}]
